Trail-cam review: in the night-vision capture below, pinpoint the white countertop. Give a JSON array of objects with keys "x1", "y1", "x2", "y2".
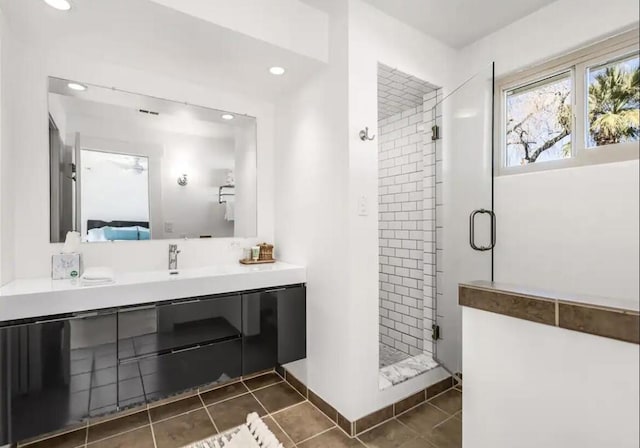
[{"x1": 0, "y1": 262, "x2": 306, "y2": 322}]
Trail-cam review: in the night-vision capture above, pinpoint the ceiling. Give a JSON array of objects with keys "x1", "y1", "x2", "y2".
[
  {"x1": 1, "y1": 0, "x2": 325, "y2": 103},
  {"x1": 378, "y1": 64, "x2": 435, "y2": 120},
  {"x1": 362, "y1": 0, "x2": 558, "y2": 48}
]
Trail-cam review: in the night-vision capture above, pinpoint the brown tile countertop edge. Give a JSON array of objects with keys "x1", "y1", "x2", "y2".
[{"x1": 459, "y1": 282, "x2": 639, "y2": 345}]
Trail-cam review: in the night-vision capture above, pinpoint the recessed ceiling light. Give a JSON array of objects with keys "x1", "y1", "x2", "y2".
[
  {"x1": 67, "y1": 82, "x2": 87, "y2": 91},
  {"x1": 221, "y1": 114, "x2": 234, "y2": 120},
  {"x1": 269, "y1": 66, "x2": 286, "y2": 76},
  {"x1": 43, "y1": 0, "x2": 72, "y2": 11}
]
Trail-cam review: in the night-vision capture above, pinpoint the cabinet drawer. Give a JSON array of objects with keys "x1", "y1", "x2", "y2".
[
  {"x1": 137, "y1": 339, "x2": 242, "y2": 402},
  {"x1": 118, "y1": 295, "x2": 242, "y2": 361}
]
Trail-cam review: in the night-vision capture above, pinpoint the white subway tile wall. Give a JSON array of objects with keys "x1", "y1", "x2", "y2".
[
  {"x1": 378, "y1": 84, "x2": 441, "y2": 357},
  {"x1": 378, "y1": 64, "x2": 438, "y2": 120}
]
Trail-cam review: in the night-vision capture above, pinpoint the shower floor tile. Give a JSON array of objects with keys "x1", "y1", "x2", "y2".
[
  {"x1": 379, "y1": 344, "x2": 411, "y2": 368},
  {"x1": 379, "y1": 353, "x2": 439, "y2": 390}
]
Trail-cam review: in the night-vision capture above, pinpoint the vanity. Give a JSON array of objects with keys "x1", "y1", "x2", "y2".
[{"x1": 0, "y1": 263, "x2": 306, "y2": 444}]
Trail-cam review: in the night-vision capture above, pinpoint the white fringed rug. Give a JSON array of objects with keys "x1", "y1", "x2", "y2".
[{"x1": 185, "y1": 413, "x2": 284, "y2": 448}]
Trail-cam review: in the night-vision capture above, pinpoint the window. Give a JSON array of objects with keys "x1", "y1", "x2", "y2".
[
  {"x1": 586, "y1": 54, "x2": 639, "y2": 148},
  {"x1": 498, "y1": 30, "x2": 639, "y2": 174},
  {"x1": 505, "y1": 72, "x2": 573, "y2": 167}
]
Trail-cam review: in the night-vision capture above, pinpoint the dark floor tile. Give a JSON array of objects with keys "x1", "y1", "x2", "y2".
[
  {"x1": 153, "y1": 409, "x2": 217, "y2": 448},
  {"x1": 253, "y1": 382, "x2": 305, "y2": 413},
  {"x1": 285, "y1": 372, "x2": 308, "y2": 398},
  {"x1": 87, "y1": 426, "x2": 154, "y2": 448},
  {"x1": 261, "y1": 417, "x2": 295, "y2": 448},
  {"x1": 21, "y1": 428, "x2": 87, "y2": 448},
  {"x1": 355, "y1": 405, "x2": 394, "y2": 434},
  {"x1": 309, "y1": 389, "x2": 338, "y2": 422},
  {"x1": 299, "y1": 427, "x2": 365, "y2": 448},
  {"x1": 428, "y1": 389, "x2": 461, "y2": 415},
  {"x1": 200, "y1": 381, "x2": 249, "y2": 405},
  {"x1": 338, "y1": 412, "x2": 354, "y2": 437},
  {"x1": 426, "y1": 377, "x2": 453, "y2": 399},
  {"x1": 149, "y1": 395, "x2": 203, "y2": 422},
  {"x1": 358, "y1": 419, "x2": 419, "y2": 448},
  {"x1": 395, "y1": 391, "x2": 426, "y2": 416},
  {"x1": 424, "y1": 417, "x2": 462, "y2": 448},
  {"x1": 208, "y1": 393, "x2": 267, "y2": 432},
  {"x1": 243, "y1": 372, "x2": 282, "y2": 390},
  {"x1": 87, "y1": 410, "x2": 149, "y2": 443},
  {"x1": 397, "y1": 437, "x2": 436, "y2": 447},
  {"x1": 397, "y1": 403, "x2": 449, "y2": 437},
  {"x1": 272, "y1": 402, "x2": 334, "y2": 443}
]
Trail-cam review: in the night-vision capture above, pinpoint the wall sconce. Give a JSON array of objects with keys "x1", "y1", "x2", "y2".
[{"x1": 177, "y1": 174, "x2": 188, "y2": 186}]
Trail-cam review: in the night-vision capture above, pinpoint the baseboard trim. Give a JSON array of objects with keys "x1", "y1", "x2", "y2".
[{"x1": 280, "y1": 367, "x2": 458, "y2": 437}]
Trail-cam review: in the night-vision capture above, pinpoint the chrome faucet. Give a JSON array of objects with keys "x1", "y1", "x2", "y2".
[{"x1": 168, "y1": 244, "x2": 180, "y2": 271}]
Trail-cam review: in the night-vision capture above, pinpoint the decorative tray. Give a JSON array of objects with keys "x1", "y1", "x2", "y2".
[{"x1": 239, "y1": 259, "x2": 277, "y2": 265}]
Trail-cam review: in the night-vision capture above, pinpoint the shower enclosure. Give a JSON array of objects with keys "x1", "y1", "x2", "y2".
[{"x1": 378, "y1": 63, "x2": 495, "y2": 388}]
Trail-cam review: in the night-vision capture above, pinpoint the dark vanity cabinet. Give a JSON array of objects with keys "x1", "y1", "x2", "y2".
[
  {"x1": 0, "y1": 284, "x2": 305, "y2": 444},
  {"x1": 117, "y1": 295, "x2": 243, "y2": 406},
  {"x1": 0, "y1": 309, "x2": 119, "y2": 442},
  {"x1": 241, "y1": 285, "x2": 307, "y2": 375}
]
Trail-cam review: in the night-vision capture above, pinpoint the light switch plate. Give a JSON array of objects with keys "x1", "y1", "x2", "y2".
[
  {"x1": 358, "y1": 195, "x2": 368, "y2": 216},
  {"x1": 164, "y1": 222, "x2": 174, "y2": 233}
]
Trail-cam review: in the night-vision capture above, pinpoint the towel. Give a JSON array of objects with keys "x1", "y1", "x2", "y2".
[
  {"x1": 81, "y1": 267, "x2": 115, "y2": 286},
  {"x1": 225, "y1": 199, "x2": 235, "y2": 221}
]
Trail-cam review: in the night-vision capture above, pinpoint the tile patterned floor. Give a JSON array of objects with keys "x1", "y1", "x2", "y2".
[{"x1": 20, "y1": 371, "x2": 462, "y2": 448}]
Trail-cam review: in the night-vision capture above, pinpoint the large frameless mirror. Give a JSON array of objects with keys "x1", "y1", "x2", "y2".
[{"x1": 48, "y1": 77, "x2": 257, "y2": 242}]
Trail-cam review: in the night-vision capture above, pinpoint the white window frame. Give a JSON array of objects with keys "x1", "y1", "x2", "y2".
[{"x1": 496, "y1": 29, "x2": 639, "y2": 176}]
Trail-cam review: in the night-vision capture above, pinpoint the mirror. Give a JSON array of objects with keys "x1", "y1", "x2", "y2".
[{"x1": 48, "y1": 77, "x2": 257, "y2": 243}]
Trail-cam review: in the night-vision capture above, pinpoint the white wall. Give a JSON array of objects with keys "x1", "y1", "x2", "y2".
[
  {"x1": 274, "y1": 0, "x2": 354, "y2": 418},
  {"x1": 277, "y1": 0, "x2": 456, "y2": 422},
  {"x1": 2, "y1": 33, "x2": 273, "y2": 279},
  {"x1": 234, "y1": 123, "x2": 258, "y2": 238},
  {"x1": 48, "y1": 94, "x2": 68, "y2": 146},
  {"x1": 463, "y1": 307, "x2": 639, "y2": 448},
  {"x1": 161, "y1": 135, "x2": 235, "y2": 239},
  {"x1": 148, "y1": 0, "x2": 329, "y2": 63},
  {"x1": 458, "y1": 0, "x2": 640, "y2": 303},
  {"x1": 0, "y1": 9, "x2": 15, "y2": 286}
]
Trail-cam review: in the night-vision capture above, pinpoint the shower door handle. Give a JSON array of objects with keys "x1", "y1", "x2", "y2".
[{"x1": 469, "y1": 209, "x2": 496, "y2": 251}]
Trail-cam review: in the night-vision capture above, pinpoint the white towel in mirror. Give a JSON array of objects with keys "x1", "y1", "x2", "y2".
[{"x1": 225, "y1": 199, "x2": 235, "y2": 221}]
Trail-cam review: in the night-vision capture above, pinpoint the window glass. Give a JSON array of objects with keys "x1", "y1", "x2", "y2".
[
  {"x1": 505, "y1": 72, "x2": 573, "y2": 167},
  {"x1": 587, "y1": 54, "x2": 640, "y2": 148}
]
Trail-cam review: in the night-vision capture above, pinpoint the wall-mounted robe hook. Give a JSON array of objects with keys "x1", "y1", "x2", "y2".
[{"x1": 359, "y1": 127, "x2": 375, "y2": 141}]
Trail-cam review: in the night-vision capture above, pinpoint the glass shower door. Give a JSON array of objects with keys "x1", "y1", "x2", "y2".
[{"x1": 431, "y1": 63, "x2": 495, "y2": 375}]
